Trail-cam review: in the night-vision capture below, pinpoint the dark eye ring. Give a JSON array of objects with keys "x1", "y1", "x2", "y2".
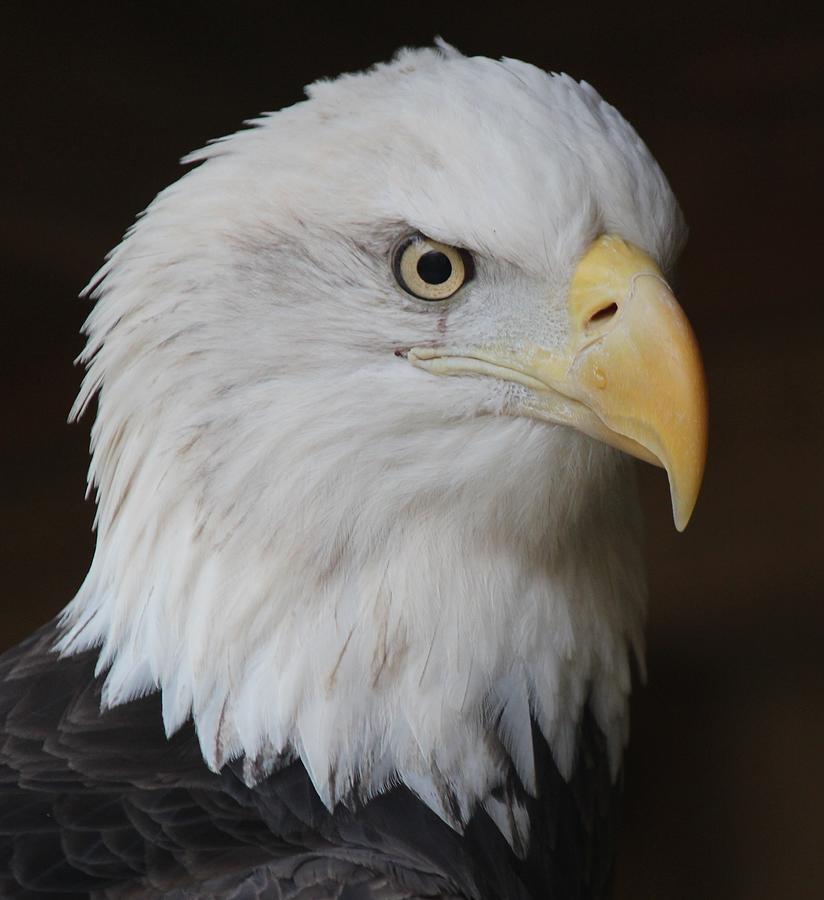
[{"x1": 392, "y1": 233, "x2": 474, "y2": 301}]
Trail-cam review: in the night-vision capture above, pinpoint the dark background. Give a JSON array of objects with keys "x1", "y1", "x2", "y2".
[{"x1": 2, "y1": 2, "x2": 822, "y2": 897}]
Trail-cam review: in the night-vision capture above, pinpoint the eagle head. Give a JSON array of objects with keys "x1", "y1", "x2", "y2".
[{"x1": 58, "y1": 43, "x2": 707, "y2": 845}]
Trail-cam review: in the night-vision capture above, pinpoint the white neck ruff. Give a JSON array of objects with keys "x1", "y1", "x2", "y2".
[{"x1": 59, "y1": 384, "x2": 645, "y2": 849}]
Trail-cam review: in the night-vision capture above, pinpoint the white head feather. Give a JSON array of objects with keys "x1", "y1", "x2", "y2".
[{"x1": 58, "y1": 43, "x2": 684, "y2": 846}]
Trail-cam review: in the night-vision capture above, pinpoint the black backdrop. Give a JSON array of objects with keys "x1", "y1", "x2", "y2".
[{"x1": 3, "y1": 3, "x2": 823, "y2": 897}]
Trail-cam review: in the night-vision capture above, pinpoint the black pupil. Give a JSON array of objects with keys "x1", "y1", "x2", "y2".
[{"x1": 416, "y1": 250, "x2": 453, "y2": 285}]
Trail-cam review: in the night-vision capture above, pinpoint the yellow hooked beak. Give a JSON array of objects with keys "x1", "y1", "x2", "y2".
[{"x1": 409, "y1": 235, "x2": 708, "y2": 531}]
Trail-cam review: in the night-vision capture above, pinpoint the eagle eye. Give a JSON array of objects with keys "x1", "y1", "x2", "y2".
[{"x1": 392, "y1": 234, "x2": 473, "y2": 301}]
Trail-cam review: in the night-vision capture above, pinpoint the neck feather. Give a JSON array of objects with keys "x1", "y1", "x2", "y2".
[{"x1": 59, "y1": 367, "x2": 645, "y2": 846}]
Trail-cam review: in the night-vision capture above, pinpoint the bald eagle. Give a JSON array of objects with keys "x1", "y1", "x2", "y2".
[{"x1": 0, "y1": 43, "x2": 707, "y2": 899}]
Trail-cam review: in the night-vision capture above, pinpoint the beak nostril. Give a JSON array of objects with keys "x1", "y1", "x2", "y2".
[{"x1": 586, "y1": 302, "x2": 618, "y2": 328}]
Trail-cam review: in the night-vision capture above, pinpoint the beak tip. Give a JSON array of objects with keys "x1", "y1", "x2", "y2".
[
  {"x1": 666, "y1": 406, "x2": 708, "y2": 534},
  {"x1": 671, "y1": 496, "x2": 693, "y2": 532},
  {"x1": 669, "y1": 469, "x2": 703, "y2": 533}
]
